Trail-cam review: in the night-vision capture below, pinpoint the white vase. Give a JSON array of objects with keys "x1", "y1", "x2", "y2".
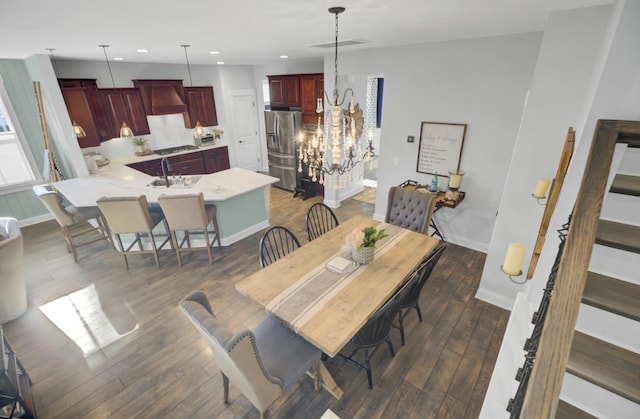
[{"x1": 352, "y1": 247, "x2": 374, "y2": 265}]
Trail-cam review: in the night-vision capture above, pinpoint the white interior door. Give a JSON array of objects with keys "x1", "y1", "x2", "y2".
[{"x1": 231, "y1": 92, "x2": 261, "y2": 171}]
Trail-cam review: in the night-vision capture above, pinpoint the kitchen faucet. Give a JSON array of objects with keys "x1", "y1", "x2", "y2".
[{"x1": 160, "y1": 157, "x2": 171, "y2": 187}]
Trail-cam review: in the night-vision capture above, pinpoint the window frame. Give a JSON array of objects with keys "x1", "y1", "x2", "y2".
[{"x1": 0, "y1": 74, "x2": 42, "y2": 195}]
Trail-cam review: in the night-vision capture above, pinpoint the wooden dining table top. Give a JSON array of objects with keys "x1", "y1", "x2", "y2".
[{"x1": 235, "y1": 215, "x2": 440, "y2": 357}]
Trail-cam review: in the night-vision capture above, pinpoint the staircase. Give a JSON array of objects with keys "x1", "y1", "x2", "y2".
[
  {"x1": 516, "y1": 121, "x2": 640, "y2": 418},
  {"x1": 558, "y1": 144, "x2": 640, "y2": 417}
]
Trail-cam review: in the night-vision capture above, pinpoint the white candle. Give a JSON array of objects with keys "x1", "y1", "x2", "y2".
[
  {"x1": 502, "y1": 243, "x2": 525, "y2": 276},
  {"x1": 533, "y1": 178, "x2": 550, "y2": 199},
  {"x1": 449, "y1": 174, "x2": 462, "y2": 189}
]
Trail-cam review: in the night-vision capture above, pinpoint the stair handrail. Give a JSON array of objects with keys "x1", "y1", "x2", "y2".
[{"x1": 520, "y1": 119, "x2": 640, "y2": 417}]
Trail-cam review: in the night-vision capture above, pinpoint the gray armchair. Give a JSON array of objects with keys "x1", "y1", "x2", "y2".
[
  {"x1": 179, "y1": 291, "x2": 321, "y2": 419},
  {"x1": 384, "y1": 186, "x2": 437, "y2": 234}
]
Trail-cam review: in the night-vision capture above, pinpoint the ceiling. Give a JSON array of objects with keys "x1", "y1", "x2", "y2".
[{"x1": 1, "y1": 0, "x2": 613, "y2": 66}]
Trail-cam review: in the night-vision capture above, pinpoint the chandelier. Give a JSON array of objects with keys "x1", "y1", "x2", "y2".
[{"x1": 298, "y1": 6, "x2": 375, "y2": 185}]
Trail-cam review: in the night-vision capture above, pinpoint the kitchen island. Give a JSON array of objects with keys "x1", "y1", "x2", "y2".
[{"x1": 53, "y1": 158, "x2": 278, "y2": 245}]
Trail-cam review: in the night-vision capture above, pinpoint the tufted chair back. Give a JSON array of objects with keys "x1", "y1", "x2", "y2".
[{"x1": 384, "y1": 186, "x2": 437, "y2": 234}]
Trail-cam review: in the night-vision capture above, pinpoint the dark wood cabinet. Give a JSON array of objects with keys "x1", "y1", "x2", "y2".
[
  {"x1": 184, "y1": 86, "x2": 218, "y2": 128},
  {"x1": 133, "y1": 80, "x2": 187, "y2": 116},
  {"x1": 168, "y1": 153, "x2": 205, "y2": 175},
  {"x1": 300, "y1": 74, "x2": 324, "y2": 125},
  {"x1": 101, "y1": 88, "x2": 150, "y2": 137},
  {"x1": 202, "y1": 146, "x2": 230, "y2": 173},
  {"x1": 127, "y1": 146, "x2": 229, "y2": 177},
  {"x1": 60, "y1": 87, "x2": 101, "y2": 148},
  {"x1": 268, "y1": 75, "x2": 301, "y2": 109}
]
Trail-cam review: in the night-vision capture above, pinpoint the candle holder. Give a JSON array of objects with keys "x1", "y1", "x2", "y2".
[
  {"x1": 445, "y1": 171, "x2": 464, "y2": 201},
  {"x1": 501, "y1": 265, "x2": 526, "y2": 284}
]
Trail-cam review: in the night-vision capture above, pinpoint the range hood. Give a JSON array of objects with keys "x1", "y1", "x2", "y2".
[
  {"x1": 134, "y1": 80, "x2": 188, "y2": 115},
  {"x1": 150, "y1": 85, "x2": 187, "y2": 114}
]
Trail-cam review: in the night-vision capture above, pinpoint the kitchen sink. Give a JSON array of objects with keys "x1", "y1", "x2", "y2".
[{"x1": 147, "y1": 175, "x2": 201, "y2": 188}]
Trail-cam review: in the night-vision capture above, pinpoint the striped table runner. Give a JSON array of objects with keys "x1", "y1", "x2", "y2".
[{"x1": 266, "y1": 223, "x2": 410, "y2": 333}]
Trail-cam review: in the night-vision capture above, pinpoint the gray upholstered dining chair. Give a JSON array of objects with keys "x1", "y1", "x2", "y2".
[
  {"x1": 157, "y1": 193, "x2": 221, "y2": 266},
  {"x1": 32, "y1": 184, "x2": 112, "y2": 262},
  {"x1": 0, "y1": 217, "x2": 27, "y2": 324},
  {"x1": 179, "y1": 290, "x2": 322, "y2": 419},
  {"x1": 384, "y1": 186, "x2": 437, "y2": 235},
  {"x1": 305, "y1": 202, "x2": 339, "y2": 241},
  {"x1": 96, "y1": 195, "x2": 171, "y2": 269},
  {"x1": 394, "y1": 243, "x2": 447, "y2": 345},
  {"x1": 259, "y1": 226, "x2": 301, "y2": 268}
]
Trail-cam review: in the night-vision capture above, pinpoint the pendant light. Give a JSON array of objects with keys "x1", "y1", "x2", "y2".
[
  {"x1": 297, "y1": 7, "x2": 375, "y2": 186},
  {"x1": 99, "y1": 44, "x2": 134, "y2": 139},
  {"x1": 48, "y1": 48, "x2": 87, "y2": 139},
  {"x1": 182, "y1": 44, "x2": 202, "y2": 139}
]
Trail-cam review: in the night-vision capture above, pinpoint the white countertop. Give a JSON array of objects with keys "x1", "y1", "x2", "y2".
[{"x1": 54, "y1": 154, "x2": 278, "y2": 208}]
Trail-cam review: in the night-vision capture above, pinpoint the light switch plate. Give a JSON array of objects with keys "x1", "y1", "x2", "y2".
[{"x1": 407, "y1": 135, "x2": 415, "y2": 143}]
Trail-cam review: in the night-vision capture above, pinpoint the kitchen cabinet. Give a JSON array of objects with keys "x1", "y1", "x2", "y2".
[
  {"x1": 127, "y1": 147, "x2": 230, "y2": 177},
  {"x1": 60, "y1": 87, "x2": 101, "y2": 148},
  {"x1": 168, "y1": 153, "x2": 205, "y2": 175},
  {"x1": 268, "y1": 75, "x2": 301, "y2": 109},
  {"x1": 300, "y1": 74, "x2": 324, "y2": 125},
  {"x1": 101, "y1": 88, "x2": 150, "y2": 137},
  {"x1": 202, "y1": 146, "x2": 230, "y2": 173},
  {"x1": 184, "y1": 86, "x2": 218, "y2": 128}
]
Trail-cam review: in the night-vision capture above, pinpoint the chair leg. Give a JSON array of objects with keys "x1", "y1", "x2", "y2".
[
  {"x1": 212, "y1": 214, "x2": 221, "y2": 247},
  {"x1": 204, "y1": 229, "x2": 214, "y2": 265},
  {"x1": 398, "y1": 311, "x2": 406, "y2": 346},
  {"x1": 222, "y1": 373, "x2": 229, "y2": 404},
  {"x1": 172, "y1": 231, "x2": 183, "y2": 267},
  {"x1": 313, "y1": 362, "x2": 322, "y2": 392},
  {"x1": 415, "y1": 303, "x2": 423, "y2": 322},
  {"x1": 386, "y1": 337, "x2": 395, "y2": 358},
  {"x1": 260, "y1": 409, "x2": 270, "y2": 419},
  {"x1": 63, "y1": 226, "x2": 79, "y2": 262},
  {"x1": 363, "y1": 349, "x2": 373, "y2": 389},
  {"x1": 149, "y1": 231, "x2": 161, "y2": 268}
]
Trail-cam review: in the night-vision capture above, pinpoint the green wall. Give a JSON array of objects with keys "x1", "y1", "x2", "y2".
[{"x1": 0, "y1": 59, "x2": 48, "y2": 222}]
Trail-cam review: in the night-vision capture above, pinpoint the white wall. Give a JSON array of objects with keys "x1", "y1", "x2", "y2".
[
  {"x1": 331, "y1": 32, "x2": 543, "y2": 250},
  {"x1": 477, "y1": 5, "x2": 618, "y2": 310},
  {"x1": 481, "y1": 2, "x2": 640, "y2": 416}
]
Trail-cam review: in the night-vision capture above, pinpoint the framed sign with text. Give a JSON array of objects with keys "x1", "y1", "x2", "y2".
[{"x1": 416, "y1": 122, "x2": 467, "y2": 176}]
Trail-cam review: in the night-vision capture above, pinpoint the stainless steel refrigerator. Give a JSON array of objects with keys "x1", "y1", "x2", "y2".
[{"x1": 265, "y1": 110, "x2": 302, "y2": 191}]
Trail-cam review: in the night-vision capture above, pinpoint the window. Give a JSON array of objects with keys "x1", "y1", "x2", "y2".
[
  {"x1": 0, "y1": 76, "x2": 38, "y2": 193},
  {"x1": 262, "y1": 79, "x2": 270, "y2": 109}
]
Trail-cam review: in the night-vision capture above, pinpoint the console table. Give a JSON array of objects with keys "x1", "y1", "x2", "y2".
[{"x1": 398, "y1": 180, "x2": 466, "y2": 241}]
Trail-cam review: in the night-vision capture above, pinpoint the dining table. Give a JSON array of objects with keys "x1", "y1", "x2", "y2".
[{"x1": 235, "y1": 214, "x2": 440, "y2": 398}]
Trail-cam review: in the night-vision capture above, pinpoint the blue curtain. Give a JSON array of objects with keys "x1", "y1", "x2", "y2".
[{"x1": 376, "y1": 78, "x2": 384, "y2": 128}]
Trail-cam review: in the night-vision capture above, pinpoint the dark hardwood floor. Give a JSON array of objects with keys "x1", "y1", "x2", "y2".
[{"x1": 3, "y1": 187, "x2": 508, "y2": 418}]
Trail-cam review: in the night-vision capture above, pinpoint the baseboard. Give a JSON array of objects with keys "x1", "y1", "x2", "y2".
[
  {"x1": 475, "y1": 287, "x2": 516, "y2": 311},
  {"x1": 18, "y1": 213, "x2": 53, "y2": 228},
  {"x1": 220, "y1": 220, "x2": 269, "y2": 246}
]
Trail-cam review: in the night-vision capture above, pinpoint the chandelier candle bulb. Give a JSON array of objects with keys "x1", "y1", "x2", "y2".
[
  {"x1": 502, "y1": 243, "x2": 526, "y2": 276},
  {"x1": 533, "y1": 178, "x2": 550, "y2": 199}
]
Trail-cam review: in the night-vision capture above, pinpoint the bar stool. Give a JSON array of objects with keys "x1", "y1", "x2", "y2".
[{"x1": 157, "y1": 193, "x2": 221, "y2": 266}]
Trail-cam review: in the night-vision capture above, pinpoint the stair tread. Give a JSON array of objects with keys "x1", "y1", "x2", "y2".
[
  {"x1": 596, "y1": 220, "x2": 640, "y2": 254},
  {"x1": 568, "y1": 331, "x2": 640, "y2": 404},
  {"x1": 610, "y1": 174, "x2": 640, "y2": 196},
  {"x1": 583, "y1": 272, "x2": 640, "y2": 321},
  {"x1": 556, "y1": 400, "x2": 597, "y2": 419}
]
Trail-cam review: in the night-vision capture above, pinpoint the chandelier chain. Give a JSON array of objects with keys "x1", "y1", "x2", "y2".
[
  {"x1": 181, "y1": 45, "x2": 193, "y2": 87},
  {"x1": 99, "y1": 45, "x2": 117, "y2": 90}
]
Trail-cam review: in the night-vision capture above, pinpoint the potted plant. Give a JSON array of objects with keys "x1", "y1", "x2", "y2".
[
  {"x1": 345, "y1": 224, "x2": 389, "y2": 264},
  {"x1": 132, "y1": 137, "x2": 147, "y2": 153}
]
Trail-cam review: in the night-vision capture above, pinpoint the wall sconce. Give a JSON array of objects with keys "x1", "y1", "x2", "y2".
[
  {"x1": 532, "y1": 178, "x2": 550, "y2": 205},
  {"x1": 501, "y1": 243, "x2": 526, "y2": 284}
]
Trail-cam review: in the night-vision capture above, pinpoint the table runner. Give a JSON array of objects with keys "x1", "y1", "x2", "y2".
[{"x1": 266, "y1": 222, "x2": 410, "y2": 333}]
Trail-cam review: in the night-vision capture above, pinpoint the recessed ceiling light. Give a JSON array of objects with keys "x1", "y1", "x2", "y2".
[
  {"x1": 217, "y1": 61, "x2": 225, "y2": 65},
  {"x1": 280, "y1": 55, "x2": 288, "y2": 59},
  {"x1": 136, "y1": 49, "x2": 148, "y2": 53},
  {"x1": 209, "y1": 51, "x2": 220, "y2": 55},
  {"x1": 114, "y1": 57, "x2": 124, "y2": 61}
]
